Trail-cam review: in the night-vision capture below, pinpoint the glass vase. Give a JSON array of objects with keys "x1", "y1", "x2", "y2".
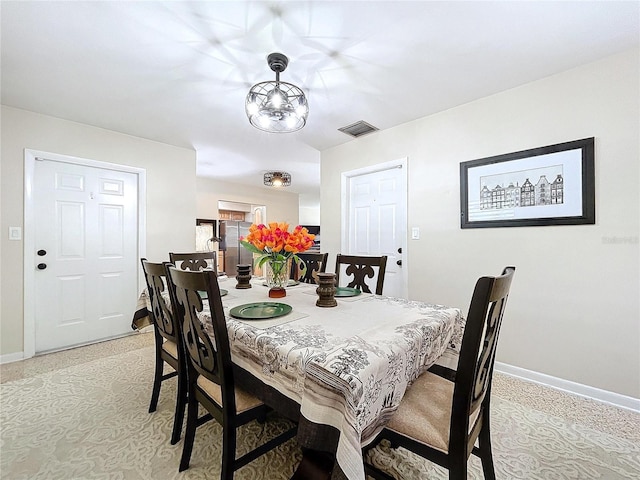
[{"x1": 265, "y1": 257, "x2": 292, "y2": 298}]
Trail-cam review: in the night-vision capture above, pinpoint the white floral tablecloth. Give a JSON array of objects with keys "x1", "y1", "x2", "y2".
[{"x1": 217, "y1": 278, "x2": 464, "y2": 480}]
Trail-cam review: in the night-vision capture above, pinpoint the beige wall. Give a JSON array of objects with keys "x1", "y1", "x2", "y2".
[
  {"x1": 0, "y1": 106, "x2": 197, "y2": 356},
  {"x1": 321, "y1": 49, "x2": 640, "y2": 398},
  {"x1": 196, "y1": 177, "x2": 300, "y2": 225}
]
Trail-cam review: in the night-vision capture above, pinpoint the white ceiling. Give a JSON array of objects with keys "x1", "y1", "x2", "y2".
[{"x1": 2, "y1": 1, "x2": 638, "y2": 203}]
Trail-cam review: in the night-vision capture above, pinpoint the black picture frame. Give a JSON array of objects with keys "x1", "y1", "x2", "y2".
[
  {"x1": 196, "y1": 218, "x2": 217, "y2": 236},
  {"x1": 460, "y1": 138, "x2": 595, "y2": 228}
]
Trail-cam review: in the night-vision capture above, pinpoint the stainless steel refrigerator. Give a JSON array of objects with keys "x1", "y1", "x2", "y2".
[{"x1": 218, "y1": 220, "x2": 253, "y2": 276}]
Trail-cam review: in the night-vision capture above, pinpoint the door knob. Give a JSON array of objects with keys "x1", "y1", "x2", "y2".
[
  {"x1": 37, "y1": 263, "x2": 47, "y2": 270},
  {"x1": 37, "y1": 249, "x2": 47, "y2": 256},
  {"x1": 396, "y1": 260, "x2": 402, "y2": 266},
  {"x1": 397, "y1": 247, "x2": 402, "y2": 254}
]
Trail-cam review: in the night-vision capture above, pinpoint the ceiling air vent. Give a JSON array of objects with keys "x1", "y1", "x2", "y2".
[{"x1": 338, "y1": 120, "x2": 379, "y2": 138}]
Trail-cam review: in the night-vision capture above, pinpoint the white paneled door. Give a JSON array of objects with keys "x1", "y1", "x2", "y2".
[
  {"x1": 33, "y1": 159, "x2": 139, "y2": 353},
  {"x1": 343, "y1": 160, "x2": 407, "y2": 298}
]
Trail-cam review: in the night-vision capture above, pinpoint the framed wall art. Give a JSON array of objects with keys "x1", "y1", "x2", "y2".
[{"x1": 460, "y1": 137, "x2": 595, "y2": 228}]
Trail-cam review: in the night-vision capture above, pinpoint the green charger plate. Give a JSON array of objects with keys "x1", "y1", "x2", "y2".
[
  {"x1": 334, "y1": 287, "x2": 361, "y2": 297},
  {"x1": 198, "y1": 289, "x2": 228, "y2": 300},
  {"x1": 229, "y1": 302, "x2": 292, "y2": 320}
]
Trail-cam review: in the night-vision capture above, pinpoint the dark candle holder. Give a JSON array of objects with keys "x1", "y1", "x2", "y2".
[
  {"x1": 316, "y1": 272, "x2": 337, "y2": 307},
  {"x1": 235, "y1": 264, "x2": 252, "y2": 289}
]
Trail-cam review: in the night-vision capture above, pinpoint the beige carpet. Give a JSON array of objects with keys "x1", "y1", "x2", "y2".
[{"x1": 1, "y1": 335, "x2": 639, "y2": 479}]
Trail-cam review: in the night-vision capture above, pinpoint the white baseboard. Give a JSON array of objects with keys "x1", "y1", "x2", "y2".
[
  {"x1": 495, "y1": 361, "x2": 640, "y2": 413},
  {"x1": 0, "y1": 351, "x2": 24, "y2": 365},
  {"x1": 1, "y1": 331, "x2": 145, "y2": 365}
]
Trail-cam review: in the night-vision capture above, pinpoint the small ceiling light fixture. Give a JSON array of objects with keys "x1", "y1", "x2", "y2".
[
  {"x1": 264, "y1": 171, "x2": 291, "y2": 187},
  {"x1": 246, "y1": 53, "x2": 308, "y2": 133}
]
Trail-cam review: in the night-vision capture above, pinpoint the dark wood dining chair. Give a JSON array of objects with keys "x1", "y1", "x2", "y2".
[
  {"x1": 334, "y1": 254, "x2": 388, "y2": 295},
  {"x1": 140, "y1": 258, "x2": 187, "y2": 445},
  {"x1": 165, "y1": 266, "x2": 297, "y2": 478},
  {"x1": 292, "y1": 252, "x2": 328, "y2": 284},
  {"x1": 363, "y1": 266, "x2": 516, "y2": 480},
  {"x1": 169, "y1": 251, "x2": 217, "y2": 273}
]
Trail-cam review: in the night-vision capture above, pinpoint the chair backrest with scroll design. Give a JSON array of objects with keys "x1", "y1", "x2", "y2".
[
  {"x1": 141, "y1": 259, "x2": 179, "y2": 345},
  {"x1": 334, "y1": 254, "x2": 388, "y2": 295},
  {"x1": 140, "y1": 258, "x2": 187, "y2": 445},
  {"x1": 451, "y1": 266, "x2": 515, "y2": 447},
  {"x1": 292, "y1": 252, "x2": 329, "y2": 284},
  {"x1": 169, "y1": 251, "x2": 217, "y2": 273},
  {"x1": 165, "y1": 266, "x2": 297, "y2": 477},
  {"x1": 165, "y1": 266, "x2": 233, "y2": 411}
]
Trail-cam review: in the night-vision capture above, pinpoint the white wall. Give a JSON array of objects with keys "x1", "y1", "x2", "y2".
[
  {"x1": 321, "y1": 49, "x2": 639, "y2": 399},
  {"x1": 0, "y1": 106, "x2": 197, "y2": 356},
  {"x1": 299, "y1": 192, "x2": 321, "y2": 226},
  {"x1": 299, "y1": 205, "x2": 320, "y2": 226}
]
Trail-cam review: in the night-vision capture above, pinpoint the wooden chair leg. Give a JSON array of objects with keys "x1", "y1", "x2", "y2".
[
  {"x1": 170, "y1": 369, "x2": 187, "y2": 445},
  {"x1": 148, "y1": 353, "x2": 163, "y2": 413},
  {"x1": 480, "y1": 454, "x2": 496, "y2": 480},
  {"x1": 478, "y1": 426, "x2": 496, "y2": 480},
  {"x1": 220, "y1": 424, "x2": 237, "y2": 480},
  {"x1": 179, "y1": 391, "x2": 199, "y2": 472},
  {"x1": 449, "y1": 459, "x2": 468, "y2": 480}
]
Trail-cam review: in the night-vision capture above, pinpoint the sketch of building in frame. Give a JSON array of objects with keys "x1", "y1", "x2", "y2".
[{"x1": 479, "y1": 165, "x2": 564, "y2": 211}]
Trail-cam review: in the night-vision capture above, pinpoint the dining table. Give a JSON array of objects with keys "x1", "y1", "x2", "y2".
[{"x1": 132, "y1": 275, "x2": 464, "y2": 480}]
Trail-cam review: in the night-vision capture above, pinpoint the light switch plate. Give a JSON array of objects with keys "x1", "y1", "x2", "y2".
[
  {"x1": 411, "y1": 227, "x2": 420, "y2": 240},
  {"x1": 9, "y1": 226, "x2": 22, "y2": 240}
]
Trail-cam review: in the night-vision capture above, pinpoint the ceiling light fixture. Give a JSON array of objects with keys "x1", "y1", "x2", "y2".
[
  {"x1": 264, "y1": 171, "x2": 291, "y2": 187},
  {"x1": 246, "y1": 53, "x2": 308, "y2": 133}
]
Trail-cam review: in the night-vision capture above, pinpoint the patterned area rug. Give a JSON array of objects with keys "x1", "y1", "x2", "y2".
[
  {"x1": 1, "y1": 346, "x2": 639, "y2": 479},
  {"x1": 365, "y1": 400, "x2": 640, "y2": 479}
]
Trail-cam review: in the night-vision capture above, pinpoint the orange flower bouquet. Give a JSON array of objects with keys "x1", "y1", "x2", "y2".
[{"x1": 240, "y1": 223, "x2": 315, "y2": 295}]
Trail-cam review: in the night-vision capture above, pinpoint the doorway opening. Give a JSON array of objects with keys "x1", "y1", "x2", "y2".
[{"x1": 216, "y1": 201, "x2": 266, "y2": 276}]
